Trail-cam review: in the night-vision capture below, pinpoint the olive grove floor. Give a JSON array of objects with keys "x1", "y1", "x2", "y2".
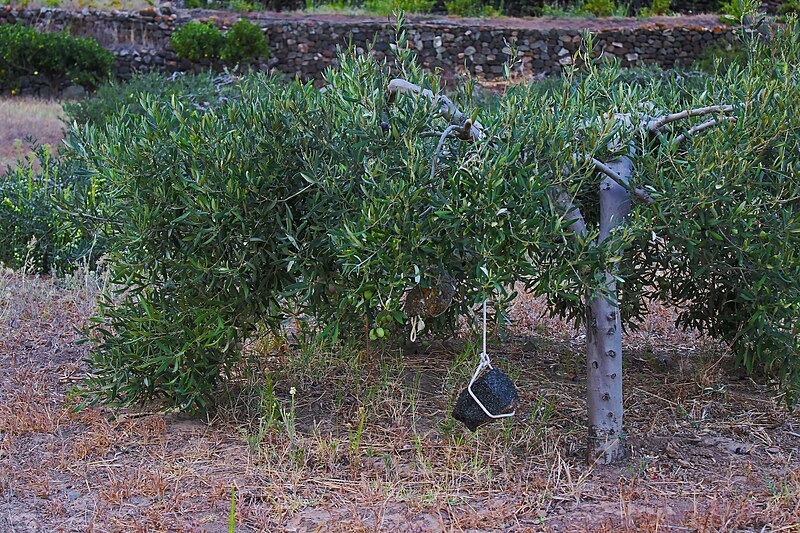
[{"x1": 0, "y1": 269, "x2": 798, "y2": 532}]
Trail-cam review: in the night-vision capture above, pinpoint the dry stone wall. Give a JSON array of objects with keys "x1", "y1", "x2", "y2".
[{"x1": 0, "y1": 6, "x2": 736, "y2": 95}]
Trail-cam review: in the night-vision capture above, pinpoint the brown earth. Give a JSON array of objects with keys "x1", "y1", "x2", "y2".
[
  {"x1": 196, "y1": 10, "x2": 730, "y2": 32},
  {"x1": 1, "y1": 270, "x2": 798, "y2": 532}
]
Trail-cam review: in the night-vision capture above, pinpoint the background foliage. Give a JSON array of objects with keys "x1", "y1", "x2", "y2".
[
  {"x1": 170, "y1": 19, "x2": 270, "y2": 64},
  {"x1": 0, "y1": 24, "x2": 113, "y2": 91}
]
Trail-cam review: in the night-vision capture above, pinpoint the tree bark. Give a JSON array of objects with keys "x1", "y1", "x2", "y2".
[{"x1": 585, "y1": 156, "x2": 632, "y2": 465}]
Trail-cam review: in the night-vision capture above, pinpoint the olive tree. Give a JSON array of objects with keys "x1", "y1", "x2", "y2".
[
  {"x1": 78, "y1": 15, "x2": 798, "y2": 465},
  {"x1": 386, "y1": 17, "x2": 799, "y2": 463}
]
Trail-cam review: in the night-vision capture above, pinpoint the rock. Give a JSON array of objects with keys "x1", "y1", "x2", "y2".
[{"x1": 61, "y1": 85, "x2": 86, "y2": 100}]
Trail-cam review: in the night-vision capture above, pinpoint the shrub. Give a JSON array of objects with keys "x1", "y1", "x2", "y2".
[
  {"x1": 222, "y1": 19, "x2": 271, "y2": 63},
  {"x1": 171, "y1": 21, "x2": 225, "y2": 61},
  {"x1": 582, "y1": 0, "x2": 617, "y2": 16},
  {"x1": 76, "y1": 75, "x2": 317, "y2": 411},
  {"x1": 639, "y1": 0, "x2": 670, "y2": 16},
  {"x1": 0, "y1": 145, "x2": 104, "y2": 273},
  {"x1": 63, "y1": 72, "x2": 250, "y2": 128},
  {"x1": 0, "y1": 24, "x2": 113, "y2": 91},
  {"x1": 445, "y1": 0, "x2": 503, "y2": 17},
  {"x1": 364, "y1": 0, "x2": 435, "y2": 15},
  {"x1": 778, "y1": 0, "x2": 800, "y2": 17}
]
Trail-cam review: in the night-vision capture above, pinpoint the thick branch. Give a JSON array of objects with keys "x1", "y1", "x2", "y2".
[
  {"x1": 673, "y1": 116, "x2": 738, "y2": 145},
  {"x1": 647, "y1": 104, "x2": 736, "y2": 132},
  {"x1": 387, "y1": 78, "x2": 485, "y2": 141},
  {"x1": 552, "y1": 187, "x2": 588, "y2": 239},
  {"x1": 589, "y1": 157, "x2": 654, "y2": 206}
]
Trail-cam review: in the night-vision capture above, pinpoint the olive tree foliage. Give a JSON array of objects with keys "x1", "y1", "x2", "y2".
[
  {"x1": 76, "y1": 14, "x2": 799, "y2": 461},
  {"x1": 75, "y1": 25, "x2": 557, "y2": 412}
]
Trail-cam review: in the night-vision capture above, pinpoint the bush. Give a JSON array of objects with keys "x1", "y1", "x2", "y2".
[
  {"x1": 582, "y1": 0, "x2": 617, "y2": 16},
  {"x1": 363, "y1": 0, "x2": 435, "y2": 15},
  {"x1": 63, "y1": 72, "x2": 251, "y2": 128},
  {"x1": 222, "y1": 19, "x2": 270, "y2": 63},
  {"x1": 445, "y1": 0, "x2": 503, "y2": 17},
  {"x1": 171, "y1": 21, "x2": 225, "y2": 61},
  {"x1": 0, "y1": 24, "x2": 113, "y2": 91},
  {"x1": 778, "y1": 0, "x2": 800, "y2": 17},
  {"x1": 0, "y1": 145, "x2": 104, "y2": 273},
  {"x1": 76, "y1": 75, "x2": 318, "y2": 411},
  {"x1": 639, "y1": 0, "x2": 670, "y2": 16}
]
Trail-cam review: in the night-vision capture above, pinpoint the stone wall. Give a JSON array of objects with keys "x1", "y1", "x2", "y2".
[{"x1": 0, "y1": 6, "x2": 737, "y2": 96}]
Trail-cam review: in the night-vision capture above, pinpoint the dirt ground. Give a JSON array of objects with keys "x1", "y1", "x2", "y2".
[
  {"x1": 1, "y1": 268, "x2": 798, "y2": 532},
  {"x1": 196, "y1": 10, "x2": 728, "y2": 33}
]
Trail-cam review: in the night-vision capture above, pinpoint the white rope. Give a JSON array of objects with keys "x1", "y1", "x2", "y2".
[{"x1": 467, "y1": 299, "x2": 515, "y2": 419}]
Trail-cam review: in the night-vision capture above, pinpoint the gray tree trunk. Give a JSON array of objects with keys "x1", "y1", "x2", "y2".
[{"x1": 585, "y1": 156, "x2": 632, "y2": 464}]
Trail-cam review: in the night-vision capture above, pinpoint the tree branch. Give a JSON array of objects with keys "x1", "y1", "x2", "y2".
[
  {"x1": 647, "y1": 104, "x2": 736, "y2": 132},
  {"x1": 552, "y1": 187, "x2": 589, "y2": 238},
  {"x1": 673, "y1": 116, "x2": 738, "y2": 145},
  {"x1": 387, "y1": 79, "x2": 485, "y2": 141},
  {"x1": 588, "y1": 156, "x2": 654, "y2": 205}
]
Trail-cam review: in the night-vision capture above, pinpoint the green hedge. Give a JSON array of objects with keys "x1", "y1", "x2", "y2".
[
  {"x1": 171, "y1": 19, "x2": 270, "y2": 64},
  {"x1": 0, "y1": 24, "x2": 113, "y2": 91}
]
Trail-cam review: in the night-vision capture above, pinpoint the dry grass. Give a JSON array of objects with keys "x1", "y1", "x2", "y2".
[
  {"x1": 0, "y1": 97, "x2": 64, "y2": 173},
  {"x1": 0, "y1": 270, "x2": 798, "y2": 531}
]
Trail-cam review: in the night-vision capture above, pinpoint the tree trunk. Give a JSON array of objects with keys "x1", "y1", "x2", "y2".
[{"x1": 585, "y1": 156, "x2": 632, "y2": 464}]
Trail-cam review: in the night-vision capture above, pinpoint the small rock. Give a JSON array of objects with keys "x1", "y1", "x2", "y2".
[
  {"x1": 664, "y1": 440, "x2": 680, "y2": 459},
  {"x1": 61, "y1": 85, "x2": 86, "y2": 100}
]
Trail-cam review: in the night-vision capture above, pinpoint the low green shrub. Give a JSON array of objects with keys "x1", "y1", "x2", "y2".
[
  {"x1": 778, "y1": 0, "x2": 800, "y2": 17},
  {"x1": 363, "y1": 0, "x2": 434, "y2": 15},
  {"x1": 0, "y1": 145, "x2": 104, "y2": 273},
  {"x1": 0, "y1": 24, "x2": 113, "y2": 91},
  {"x1": 445, "y1": 0, "x2": 503, "y2": 17},
  {"x1": 639, "y1": 0, "x2": 670, "y2": 16},
  {"x1": 583, "y1": 0, "x2": 617, "y2": 16},
  {"x1": 222, "y1": 19, "x2": 270, "y2": 63},
  {"x1": 171, "y1": 20, "x2": 270, "y2": 64},
  {"x1": 63, "y1": 72, "x2": 249, "y2": 128},
  {"x1": 444, "y1": 0, "x2": 503, "y2": 17},
  {"x1": 171, "y1": 21, "x2": 225, "y2": 61}
]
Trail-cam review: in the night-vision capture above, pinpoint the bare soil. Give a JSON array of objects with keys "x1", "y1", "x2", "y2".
[
  {"x1": 1, "y1": 270, "x2": 798, "y2": 532},
  {"x1": 199, "y1": 10, "x2": 729, "y2": 33}
]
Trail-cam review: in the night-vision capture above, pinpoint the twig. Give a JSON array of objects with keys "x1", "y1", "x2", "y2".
[
  {"x1": 386, "y1": 78, "x2": 484, "y2": 141},
  {"x1": 430, "y1": 124, "x2": 460, "y2": 181},
  {"x1": 673, "y1": 117, "x2": 738, "y2": 145},
  {"x1": 647, "y1": 104, "x2": 736, "y2": 132},
  {"x1": 588, "y1": 157, "x2": 654, "y2": 205}
]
